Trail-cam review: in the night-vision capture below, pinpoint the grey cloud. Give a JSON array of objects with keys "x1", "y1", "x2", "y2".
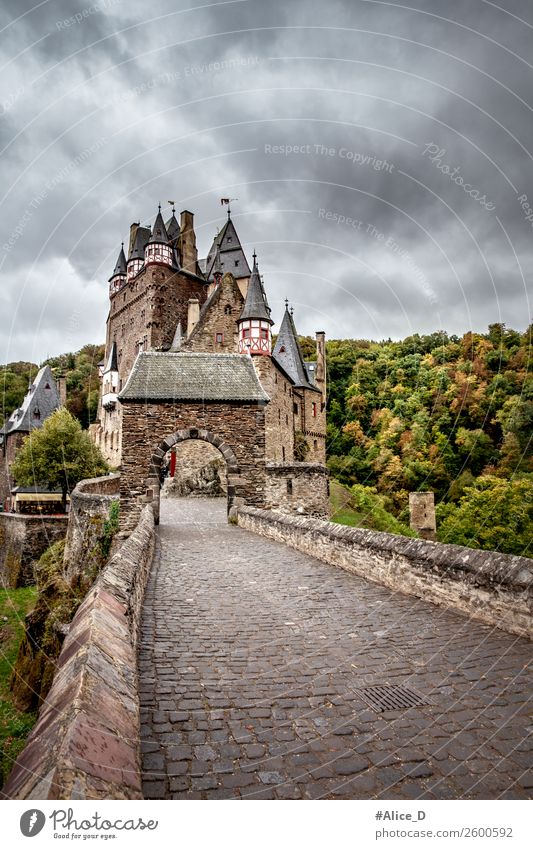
[{"x1": 0, "y1": 0, "x2": 532, "y2": 361}]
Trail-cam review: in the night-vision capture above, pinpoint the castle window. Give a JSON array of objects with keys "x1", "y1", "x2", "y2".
[
  {"x1": 260, "y1": 327, "x2": 269, "y2": 339},
  {"x1": 215, "y1": 332, "x2": 223, "y2": 344},
  {"x1": 293, "y1": 402, "x2": 298, "y2": 414},
  {"x1": 286, "y1": 479, "x2": 293, "y2": 495},
  {"x1": 278, "y1": 409, "x2": 281, "y2": 422},
  {"x1": 285, "y1": 413, "x2": 288, "y2": 425},
  {"x1": 282, "y1": 446, "x2": 286, "y2": 461},
  {"x1": 313, "y1": 439, "x2": 318, "y2": 450},
  {"x1": 224, "y1": 305, "x2": 232, "y2": 315},
  {"x1": 312, "y1": 402, "x2": 317, "y2": 417},
  {"x1": 242, "y1": 327, "x2": 251, "y2": 338}
]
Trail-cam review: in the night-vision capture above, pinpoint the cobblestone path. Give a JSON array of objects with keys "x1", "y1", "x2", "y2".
[{"x1": 139, "y1": 498, "x2": 532, "y2": 800}]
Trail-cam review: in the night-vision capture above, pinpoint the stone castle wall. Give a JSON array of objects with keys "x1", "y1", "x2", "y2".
[
  {"x1": 120, "y1": 402, "x2": 267, "y2": 529},
  {"x1": 237, "y1": 507, "x2": 533, "y2": 639},
  {"x1": 0, "y1": 513, "x2": 69, "y2": 588},
  {"x1": 63, "y1": 473, "x2": 120, "y2": 587},
  {"x1": 264, "y1": 463, "x2": 329, "y2": 517},
  {"x1": 3, "y1": 505, "x2": 155, "y2": 800},
  {"x1": 182, "y1": 273, "x2": 244, "y2": 353},
  {"x1": 252, "y1": 357, "x2": 295, "y2": 463}
]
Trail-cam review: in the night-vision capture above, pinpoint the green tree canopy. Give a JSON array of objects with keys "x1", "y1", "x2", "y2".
[{"x1": 12, "y1": 408, "x2": 108, "y2": 505}]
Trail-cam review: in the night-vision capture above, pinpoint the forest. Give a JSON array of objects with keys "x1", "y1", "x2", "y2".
[
  {"x1": 1, "y1": 324, "x2": 531, "y2": 556},
  {"x1": 300, "y1": 323, "x2": 532, "y2": 557}
]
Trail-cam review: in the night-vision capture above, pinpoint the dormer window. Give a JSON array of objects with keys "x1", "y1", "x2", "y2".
[
  {"x1": 279, "y1": 346, "x2": 286, "y2": 353},
  {"x1": 234, "y1": 260, "x2": 239, "y2": 267},
  {"x1": 33, "y1": 407, "x2": 41, "y2": 419},
  {"x1": 227, "y1": 235, "x2": 232, "y2": 243},
  {"x1": 44, "y1": 383, "x2": 51, "y2": 390}
]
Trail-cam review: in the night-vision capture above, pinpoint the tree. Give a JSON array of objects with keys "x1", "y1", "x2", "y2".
[
  {"x1": 12, "y1": 408, "x2": 108, "y2": 507},
  {"x1": 436, "y1": 476, "x2": 533, "y2": 557}
]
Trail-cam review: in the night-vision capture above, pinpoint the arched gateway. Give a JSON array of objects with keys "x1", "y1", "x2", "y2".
[
  {"x1": 148, "y1": 428, "x2": 241, "y2": 520},
  {"x1": 117, "y1": 351, "x2": 270, "y2": 530}
]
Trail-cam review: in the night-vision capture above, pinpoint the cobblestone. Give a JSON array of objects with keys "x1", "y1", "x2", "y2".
[{"x1": 139, "y1": 498, "x2": 532, "y2": 799}]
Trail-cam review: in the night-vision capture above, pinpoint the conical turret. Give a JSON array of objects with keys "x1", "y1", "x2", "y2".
[
  {"x1": 237, "y1": 252, "x2": 273, "y2": 355},
  {"x1": 272, "y1": 303, "x2": 314, "y2": 387},
  {"x1": 109, "y1": 244, "x2": 127, "y2": 294},
  {"x1": 145, "y1": 205, "x2": 173, "y2": 267}
]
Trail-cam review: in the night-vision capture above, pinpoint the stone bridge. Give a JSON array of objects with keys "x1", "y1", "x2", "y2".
[{"x1": 138, "y1": 499, "x2": 532, "y2": 800}]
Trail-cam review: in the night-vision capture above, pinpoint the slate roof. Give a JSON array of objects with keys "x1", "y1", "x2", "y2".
[
  {"x1": 165, "y1": 212, "x2": 180, "y2": 242},
  {"x1": 204, "y1": 216, "x2": 251, "y2": 281},
  {"x1": 128, "y1": 226, "x2": 151, "y2": 260},
  {"x1": 109, "y1": 244, "x2": 127, "y2": 280},
  {"x1": 104, "y1": 341, "x2": 118, "y2": 373},
  {"x1": 272, "y1": 307, "x2": 316, "y2": 390},
  {"x1": 2, "y1": 365, "x2": 61, "y2": 436},
  {"x1": 119, "y1": 352, "x2": 270, "y2": 402},
  {"x1": 148, "y1": 209, "x2": 169, "y2": 244},
  {"x1": 239, "y1": 257, "x2": 273, "y2": 324}
]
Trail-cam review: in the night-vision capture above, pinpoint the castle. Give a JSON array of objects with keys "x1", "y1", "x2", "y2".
[{"x1": 90, "y1": 204, "x2": 329, "y2": 525}]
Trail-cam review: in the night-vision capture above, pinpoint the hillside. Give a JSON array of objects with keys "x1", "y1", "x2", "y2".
[
  {"x1": 1, "y1": 344, "x2": 104, "y2": 431},
  {"x1": 1, "y1": 324, "x2": 531, "y2": 556}
]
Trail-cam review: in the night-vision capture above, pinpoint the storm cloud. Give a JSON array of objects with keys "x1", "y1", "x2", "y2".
[{"x1": 0, "y1": 0, "x2": 532, "y2": 360}]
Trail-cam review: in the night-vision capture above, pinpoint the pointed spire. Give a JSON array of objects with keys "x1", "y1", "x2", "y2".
[
  {"x1": 213, "y1": 242, "x2": 222, "y2": 283},
  {"x1": 109, "y1": 243, "x2": 127, "y2": 280},
  {"x1": 128, "y1": 226, "x2": 151, "y2": 260},
  {"x1": 148, "y1": 207, "x2": 169, "y2": 244},
  {"x1": 239, "y1": 254, "x2": 273, "y2": 324},
  {"x1": 165, "y1": 210, "x2": 180, "y2": 242},
  {"x1": 205, "y1": 215, "x2": 250, "y2": 280},
  {"x1": 272, "y1": 303, "x2": 313, "y2": 387},
  {"x1": 104, "y1": 341, "x2": 118, "y2": 373}
]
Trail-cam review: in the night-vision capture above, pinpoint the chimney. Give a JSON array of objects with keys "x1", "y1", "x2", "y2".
[
  {"x1": 128, "y1": 222, "x2": 139, "y2": 257},
  {"x1": 179, "y1": 210, "x2": 198, "y2": 273},
  {"x1": 315, "y1": 331, "x2": 326, "y2": 407},
  {"x1": 57, "y1": 375, "x2": 67, "y2": 407},
  {"x1": 187, "y1": 298, "x2": 200, "y2": 337}
]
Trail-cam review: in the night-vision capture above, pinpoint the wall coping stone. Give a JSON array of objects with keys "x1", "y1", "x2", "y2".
[
  {"x1": 238, "y1": 507, "x2": 532, "y2": 638},
  {"x1": 3, "y1": 504, "x2": 155, "y2": 800}
]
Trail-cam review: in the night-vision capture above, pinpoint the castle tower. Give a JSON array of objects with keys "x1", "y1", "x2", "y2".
[
  {"x1": 237, "y1": 253, "x2": 273, "y2": 355},
  {"x1": 127, "y1": 224, "x2": 150, "y2": 280},
  {"x1": 108, "y1": 244, "x2": 126, "y2": 295},
  {"x1": 145, "y1": 206, "x2": 173, "y2": 267}
]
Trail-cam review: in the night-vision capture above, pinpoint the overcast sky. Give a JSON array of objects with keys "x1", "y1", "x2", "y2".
[{"x1": 0, "y1": 0, "x2": 532, "y2": 362}]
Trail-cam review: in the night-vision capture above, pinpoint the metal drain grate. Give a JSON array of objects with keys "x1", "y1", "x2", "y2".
[{"x1": 356, "y1": 684, "x2": 432, "y2": 712}]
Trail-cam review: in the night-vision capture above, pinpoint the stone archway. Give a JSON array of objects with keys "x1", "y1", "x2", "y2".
[{"x1": 147, "y1": 427, "x2": 241, "y2": 522}]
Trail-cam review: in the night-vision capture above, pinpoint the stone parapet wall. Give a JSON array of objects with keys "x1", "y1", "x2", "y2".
[
  {"x1": 3, "y1": 505, "x2": 155, "y2": 800},
  {"x1": 237, "y1": 507, "x2": 532, "y2": 639},
  {"x1": 63, "y1": 473, "x2": 120, "y2": 586},
  {"x1": 0, "y1": 513, "x2": 69, "y2": 588},
  {"x1": 264, "y1": 463, "x2": 329, "y2": 518}
]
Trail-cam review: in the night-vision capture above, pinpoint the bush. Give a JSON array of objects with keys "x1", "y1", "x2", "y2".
[{"x1": 436, "y1": 475, "x2": 533, "y2": 557}]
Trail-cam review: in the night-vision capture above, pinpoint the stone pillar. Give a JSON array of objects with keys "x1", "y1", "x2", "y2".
[
  {"x1": 56, "y1": 375, "x2": 67, "y2": 407},
  {"x1": 315, "y1": 331, "x2": 326, "y2": 407},
  {"x1": 179, "y1": 210, "x2": 198, "y2": 273},
  {"x1": 409, "y1": 491, "x2": 436, "y2": 541},
  {"x1": 187, "y1": 298, "x2": 200, "y2": 337}
]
